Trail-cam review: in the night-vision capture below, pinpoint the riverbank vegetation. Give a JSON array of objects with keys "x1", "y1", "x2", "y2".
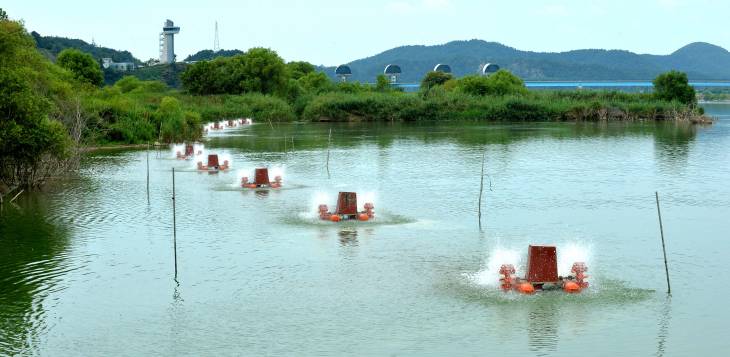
[{"x1": 0, "y1": 9, "x2": 708, "y2": 190}]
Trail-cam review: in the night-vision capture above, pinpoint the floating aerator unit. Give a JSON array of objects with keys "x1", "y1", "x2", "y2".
[
  {"x1": 176, "y1": 143, "x2": 201, "y2": 160},
  {"x1": 241, "y1": 168, "x2": 282, "y2": 189},
  {"x1": 499, "y1": 245, "x2": 589, "y2": 294},
  {"x1": 318, "y1": 192, "x2": 374, "y2": 222},
  {"x1": 197, "y1": 154, "x2": 229, "y2": 173}
]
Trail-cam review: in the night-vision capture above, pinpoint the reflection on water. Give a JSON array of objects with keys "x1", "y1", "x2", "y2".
[
  {"x1": 656, "y1": 296, "x2": 672, "y2": 357},
  {"x1": 653, "y1": 122, "x2": 697, "y2": 168},
  {"x1": 206, "y1": 121, "x2": 702, "y2": 154},
  {"x1": 0, "y1": 195, "x2": 71, "y2": 355},
  {"x1": 528, "y1": 302, "x2": 559, "y2": 355},
  {"x1": 338, "y1": 229, "x2": 359, "y2": 247}
]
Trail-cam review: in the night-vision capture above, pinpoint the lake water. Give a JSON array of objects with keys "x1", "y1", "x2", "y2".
[{"x1": 2, "y1": 105, "x2": 730, "y2": 356}]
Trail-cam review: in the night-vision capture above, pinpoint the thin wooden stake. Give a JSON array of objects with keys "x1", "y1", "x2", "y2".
[
  {"x1": 326, "y1": 128, "x2": 332, "y2": 179},
  {"x1": 172, "y1": 168, "x2": 178, "y2": 283},
  {"x1": 655, "y1": 191, "x2": 671, "y2": 295},
  {"x1": 478, "y1": 150, "x2": 486, "y2": 230},
  {"x1": 146, "y1": 143, "x2": 150, "y2": 205}
]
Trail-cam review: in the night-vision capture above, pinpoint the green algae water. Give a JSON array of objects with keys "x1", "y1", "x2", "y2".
[{"x1": 2, "y1": 105, "x2": 730, "y2": 356}]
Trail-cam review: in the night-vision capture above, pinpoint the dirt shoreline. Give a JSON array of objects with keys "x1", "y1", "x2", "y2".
[{"x1": 81, "y1": 143, "x2": 168, "y2": 153}]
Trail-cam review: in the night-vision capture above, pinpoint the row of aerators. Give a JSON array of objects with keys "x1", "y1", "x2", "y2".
[
  {"x1": 175, "y1": 143, "x2": 375, "y2": 222},
  {"x1": 175, "y1": 138, "x2": 587, "y2": 293}
]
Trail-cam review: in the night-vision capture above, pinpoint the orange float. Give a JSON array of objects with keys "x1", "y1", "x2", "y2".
[
  {"x1": 563, "y1": 281, "x2": 581, "y2": 293},
  {"x1": 517, "y1": 282, "x2": 536, "y2": 294},
  {"x1": 498, "y1": 245, "x2": 589, "y2": 294},
  {"x1": 318, "y1": 192, "x2": 375, "y2": 222}
]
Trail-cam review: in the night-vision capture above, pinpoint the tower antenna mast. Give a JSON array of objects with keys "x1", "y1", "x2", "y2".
[{"x1": 214, "y1": 21, "x2": 220, "y2": 52}]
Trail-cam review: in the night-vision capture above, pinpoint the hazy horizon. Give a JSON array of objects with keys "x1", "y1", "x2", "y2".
[{"x1": 5, "y1": 0, "x2": 729, "y2": 65}]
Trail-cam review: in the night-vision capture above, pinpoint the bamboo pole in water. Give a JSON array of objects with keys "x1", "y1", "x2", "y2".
[
  {"x1": 478, "y1": 150, "x2": 486, "y2": 230},
  {"x1": 326, "y1": 128, "x2": 332, "y2": 179},
  {"x1": 655, "y1": 191, "x2": 671, "y2": 295},
  {"x1": 172, "y1": 168, "x2": 178, "y2": 283},
  {"x1": 146, "y1": 143, "x2": 150, "y2": 205}
]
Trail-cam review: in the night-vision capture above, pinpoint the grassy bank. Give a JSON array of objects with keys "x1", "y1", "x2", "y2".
[
  {"x1": 81, "y1": 79, "x2": 295, "y2": 145},
  {"x1": 301, "y1": 90, "x2": 700, "y2": 122}
]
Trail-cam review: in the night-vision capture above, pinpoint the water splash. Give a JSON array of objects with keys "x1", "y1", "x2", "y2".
[
  {"x1": 467, "y1": 247, "x2": 523, "y2": 287},
  {"x1": 171, "y1": 143, "x2": 206, "y2": 159},
  {"x1": 357, "y1": 191, "x2": 376, "y2": 211},
  {"x1": 468, "y1": 243, "x2": 593, "y2": 288},
  {"x1": 557, "y1": 242, "x2": 593, "y2": 277},
  {"x1": 170, "y1": 144, "x2": 184, "y2": 158}
]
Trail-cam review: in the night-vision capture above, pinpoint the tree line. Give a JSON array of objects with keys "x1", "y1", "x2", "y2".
[{"x1": 0, "y1": 6, "x2": 701, "y2": 192}]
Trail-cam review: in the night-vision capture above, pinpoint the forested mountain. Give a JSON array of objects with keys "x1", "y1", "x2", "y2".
[
  {"x1": 322, "y1": 40, "x2": 730, "y2": 82},
  {"x1": 184, "y1": 49, "x2": 244, "y2": 62},
  {"x1": 31, "y1": 31, "x2": 141, "y2": 64},
  {"x1": 28, "y1": 30, "x2": 730, "y2": 85}
]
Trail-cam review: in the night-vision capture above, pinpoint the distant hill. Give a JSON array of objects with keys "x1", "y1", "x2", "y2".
[
  {"x1": 322, "y1": 40, "x2": 730, "y2": 82},
  {"x1": 29, "y1": 30, "x2": 730, "y2": 85},
  {"x1": 31, "y1": 31, "x2": 141, "y2": 64},
  {"x1": 184, "y1": 49, "x2": 244, "y2": 62}
]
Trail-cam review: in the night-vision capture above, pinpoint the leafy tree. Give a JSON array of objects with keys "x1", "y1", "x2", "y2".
[
  {"x1": 57, "y1": 48, "x2": 104, "y2": 86},
  {"x1": 114, "y1": 75, "x2": 142, "y2": 93},
  {"x1": 0, "y1": 8, "x2": 8, "y2": 21},
  {"x1": 488, "y1": 70, "x2": 528, "y2": 96},
  {"x1": 0, "y1": 66, "x2": 69, "y2": 188},
  {"x1": 421, "y1": 71, "x2": 453, "y2": 91},
  {"x1": 298, "y1": 71, "x2": 332, "y2": 93},
  {"x1": 375, "y1": 74, "x2": 390, "y2": 92},
  {"x1": 0, "y1": 18, "x2": 71, "y2": 188},
  {"x1": 287, "y1": 61, "x2": 316, "y2": 80},
  {"x1": 156, "y1": 97, "x2": 201, "y2": 143},
  {"x1": 181, "y1": 47, "x2": 288, "y2": 96},
  {"x1": 653, "y1": 70, "x2": 696, "y2": 105},
  {"x1": 455, "y1": 70, "x2": 527, "y2": 96},
  {"x1": 231, "y1": 48, "x2": 288, "y2": 94}
]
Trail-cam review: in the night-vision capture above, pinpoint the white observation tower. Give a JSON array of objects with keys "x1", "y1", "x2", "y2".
[{"x1": 159, "y1": 19, "x2": 180, "y2": 64}]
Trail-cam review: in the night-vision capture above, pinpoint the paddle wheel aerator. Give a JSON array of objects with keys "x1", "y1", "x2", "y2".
[
  {"x1": 499, "y1": 245, "x2": 589, "y2": 294},
  {"x1": 318, "y1": 192, "x2": 374, "y2": 222},
  {"x1": 241, "y1": 168, "x2": 282, "y2": 189}
]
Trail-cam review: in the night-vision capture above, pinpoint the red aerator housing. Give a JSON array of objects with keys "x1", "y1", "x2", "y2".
[
  {"x1": 197, "y1": 154, "x2": 229, "y2": 172},
  {"x1": 176, "y1": 143, "x2": 196, "y2": 160},
  {"x1": 336, "y1": 192, "x2": 358, "y2": 216},
  {"x1": 499, "y1": 245, "x2": 588, "y2": 294},
  {"x1": 526, "y1": 245, "x2": 559, "y2": 284},
  {"x1": 319, "y1": 192, "x2": 374, "y2": 222},
  {"x1": 241, "y1": 168, "x2": 281, "y2": 189}
]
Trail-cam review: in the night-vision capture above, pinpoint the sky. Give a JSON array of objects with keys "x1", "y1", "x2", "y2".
[{"x1": 4, "y1": 0, "x2": 729, "y2": 65}]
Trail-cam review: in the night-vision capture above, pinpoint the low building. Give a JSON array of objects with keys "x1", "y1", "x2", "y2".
[{"x1": 102, "y1": 58, "x2": 136, "y2": 71}]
